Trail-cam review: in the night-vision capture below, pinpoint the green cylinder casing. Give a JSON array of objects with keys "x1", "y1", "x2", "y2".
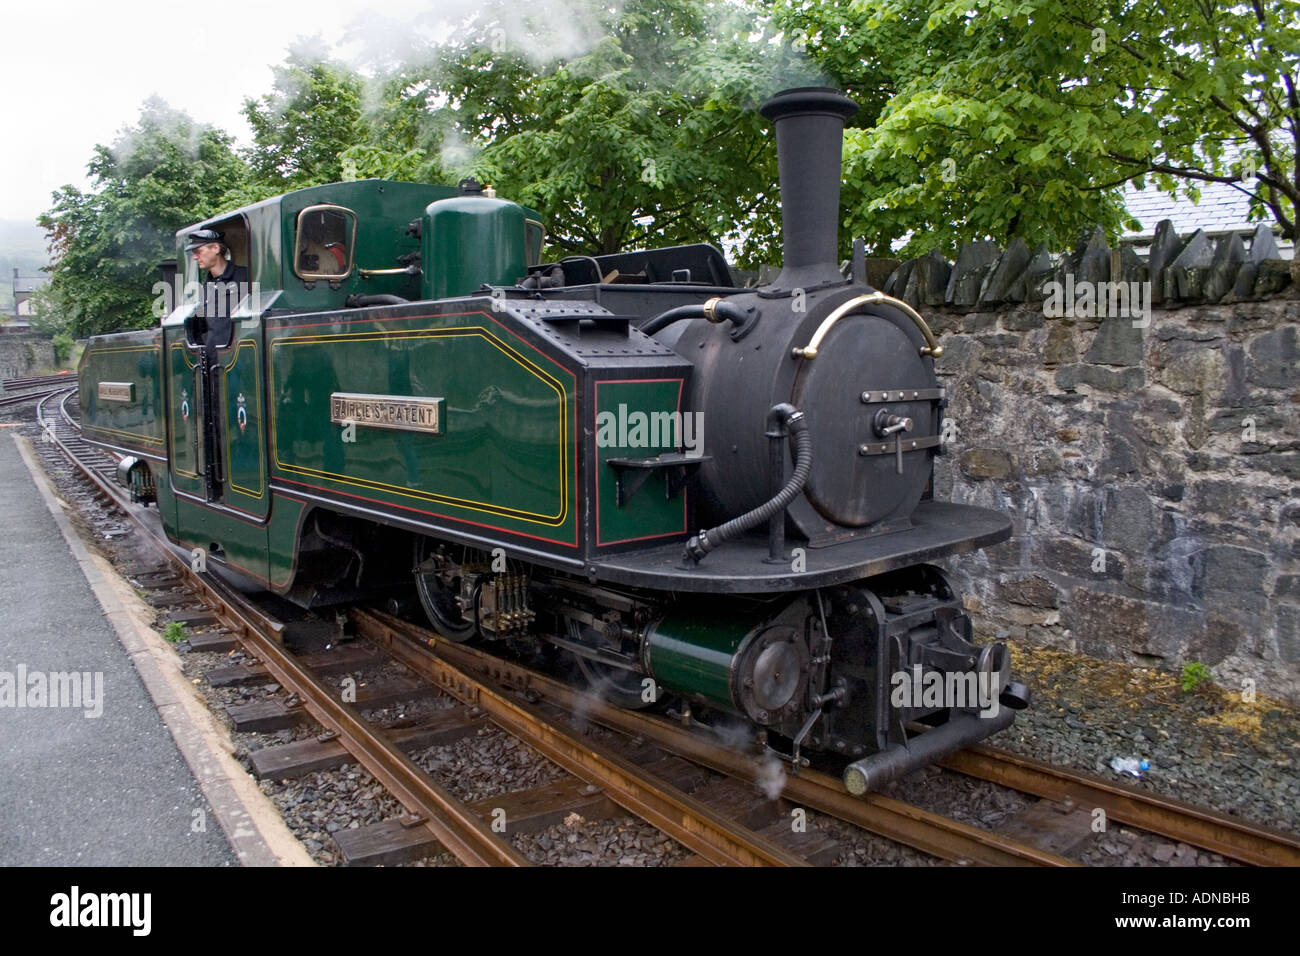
[
  {"x1": 644, "y1": 603, "x2": 774, "y2": 712},
  {"x1": 421, "y1": 196, "x2": 526, "y2": 300}
]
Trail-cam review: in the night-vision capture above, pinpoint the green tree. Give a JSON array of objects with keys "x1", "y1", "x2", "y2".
[
  {"x1": 771, "y1": 0, "x2": 1298, "y2": 257},
  {"x1": 39, "y1": 98, "x2": 249, "y2": 338},
  {"x1": 234, "y1": 44, "x2": 367, "y2": 204},
  {"x1": 336, "y1": 66, "x2": 455, "y2": 186},
  {"x1": 1060, "y1": 0, "x2": 1299, "y2": 237},
  {"x1": 409, "y1": 0, "x2": 784, "y2": 264}
]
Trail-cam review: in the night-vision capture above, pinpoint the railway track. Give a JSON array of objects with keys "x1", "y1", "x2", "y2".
[
  {"x1": 938, "y1": 746, "x2": 1300, "y2": 867},
  {"x1": 359, "y1": 608, "x2": 1300, "y2": 867},
  {"x1": 32, "y1": 387, "x2": 1300, "y2": 867},
  {"x1": 0, "y1": 386, "x2": 64, "y2": 408},
  {"x1": 3, "y1": 371, "x2": 76, "y2": 390},
  {"x1": 353, "y1": 607, "x2": 1073, "y2": 866}
]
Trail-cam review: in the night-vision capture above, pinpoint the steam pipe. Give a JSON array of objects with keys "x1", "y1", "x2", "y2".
[
  {"x1": 684, "y1": 404, "x2": 811, "y2": 564},
  {"x1": 766, "y1": 405, "x2": 793, "y2": 561},
  {"x1": 641, "y1": 298, "x2": 751, "y2": 336}
]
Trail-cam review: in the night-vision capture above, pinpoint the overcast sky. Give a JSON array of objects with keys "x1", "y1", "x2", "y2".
[{"x1": 0, "y1": 0, "x2": 495, "y2": 223}]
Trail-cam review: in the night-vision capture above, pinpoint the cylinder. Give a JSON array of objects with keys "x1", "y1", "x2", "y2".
[{"x1": 644, "y1": 598, "x2": 810, "y2": 725}]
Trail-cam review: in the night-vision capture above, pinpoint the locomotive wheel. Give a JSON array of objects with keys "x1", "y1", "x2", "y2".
[
  {"x1": 413, "y1": 542, "x2": 476, "y2": 643},
  {"x1": 415, "y1": 570, "x2": 476, "y2": 642},
  {"x1": 568, "y1": 621, "x2": 656, "y2": 710},
  {"x1": 575, "y1": 657, "x2": 657, "y2": 711}
]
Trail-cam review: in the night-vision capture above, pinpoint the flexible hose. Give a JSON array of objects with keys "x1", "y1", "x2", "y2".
[
  {"x1": 641, "y1": 300, "x2": 751, "y2": 336},
  {"x1": 684, "y1": 405, "x2": 812, "y2": 563}
]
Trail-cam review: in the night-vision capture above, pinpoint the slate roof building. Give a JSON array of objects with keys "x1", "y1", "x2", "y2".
[{"x1": 1121, "y1": 176, "x2": 1292, "y2": 259}]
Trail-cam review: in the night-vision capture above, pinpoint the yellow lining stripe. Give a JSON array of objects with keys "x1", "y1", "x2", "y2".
[
  {"x1": 168, "y1": 343, "x2": 199, "y2": 479},
  {"x1": 86, "y1": 344, "x2": 157, "y2": 354},
  {"x1": 268, "y1": 325, "x2": 571, "y2": 526},
  {"x1": 83, "y1": 424, "x2": 165, "y2": 446},
  {"x1": 223, "y1": 339, "x2": 265, "y2": 500}
]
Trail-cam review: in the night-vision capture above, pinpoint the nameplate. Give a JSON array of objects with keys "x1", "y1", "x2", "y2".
[
  {"x1": 329, "y1": 392, "x2": 444, "y2": 434},
  {"x1": 98, "y1": 382, "x2": 134, "y2": 402}
]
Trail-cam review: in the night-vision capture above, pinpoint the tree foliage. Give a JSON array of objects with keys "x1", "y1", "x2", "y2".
[
  {"x1": 231, "y1": 45, "x2": 367, "y2": 205},
  {"x1": 1064, "y1": 0, "x2": 1299, "y2": 237},
  {"x1": 415, "y1": 0, "x2": 784, "y2": 263},
  {"x1": 336, "y1": 63, "x2": 456, "y2": 186},
  {"x1": 39, "y1": 98, "x2": 248, "y2": 337},
  {"x1": 40, "y1": 0, "x2": 1299, "y2": 332},
  {"x1": 775, "y1": 0, "x2": 1299, "y2": 257}
]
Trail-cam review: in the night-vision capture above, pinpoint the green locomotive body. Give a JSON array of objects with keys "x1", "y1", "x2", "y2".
[{"x1": 80, "y1": 90, "x2": 1029, "y2": 793}]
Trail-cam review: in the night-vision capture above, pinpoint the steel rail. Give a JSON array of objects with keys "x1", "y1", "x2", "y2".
[
  {"x1": 41, "y1": 390, "x2": 530, "y2": 867},
  {"x1": 355, "y1": 609, "x2": 809, "y2": 866},
  {"x1": 940, "y1": 746, "x2": 1300, "y2": 867},
  {"x1": 4, "y1": 372, "x2": 75, "y2": 390},
  {"x1": 197, "y1": 574, "x2": 530, "y2": 867},
  {"x1": 1, "y1": 386, "x2": 61, "y2": 407},
  {"x1": 359, "y1": 609, "x2": 1074, "y2": 867}
]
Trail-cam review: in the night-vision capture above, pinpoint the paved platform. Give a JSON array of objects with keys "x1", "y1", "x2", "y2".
[{"x1": 0, "y1": 432, "x2": 239, "y2": 866}]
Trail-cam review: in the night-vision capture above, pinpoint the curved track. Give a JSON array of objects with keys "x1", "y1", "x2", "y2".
[{"x1": 0, "y1": 386, "x2": 64, "y2": 408}]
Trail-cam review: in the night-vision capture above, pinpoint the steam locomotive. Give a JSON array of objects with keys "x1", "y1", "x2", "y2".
[{"x1": 79, "y1": 87, "x2": 1028, "y2": 794}]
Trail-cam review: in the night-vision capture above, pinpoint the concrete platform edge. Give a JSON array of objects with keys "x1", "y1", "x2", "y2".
[{"x1": 12, "y1": 433, "x2": 314, "y2": 867}]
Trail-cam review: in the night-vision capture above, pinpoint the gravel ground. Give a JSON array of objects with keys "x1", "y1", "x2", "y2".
[
  {"x1": 511, "y1": 813, "x2": 690, "y2": 866},
  {"x1": 885, "y1": 762, "x2": 1031, "y2": 827},
  {"x1": 816, "y1": 812, "x2": 941, "y2": 866},
  {"x1": 995, "y1": 642, "x2": 1299, "y2": 835},
  {"x1": 410, "y1": 724, "x2": 569, "y2": 803}
]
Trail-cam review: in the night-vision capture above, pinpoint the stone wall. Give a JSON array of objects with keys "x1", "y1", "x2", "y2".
[
  {"x1": 924, "y1": 276, "x2": 1298, "y2": 700},
  {"x1": 0, "y1": 333, "x2": 55, "y2": 386},
  {"x1": 745, "y1": 218, "x2": 1299, "y2": 695}
]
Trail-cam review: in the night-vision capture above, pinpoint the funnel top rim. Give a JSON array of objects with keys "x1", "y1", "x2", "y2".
[{"x1": 759, "y1": 87, "x2": 859, "y2": 122}]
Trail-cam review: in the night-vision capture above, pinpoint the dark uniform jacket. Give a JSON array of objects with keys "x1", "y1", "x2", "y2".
[{"x1": 200, "y1": 260, "x2": 250, "y2": 349}]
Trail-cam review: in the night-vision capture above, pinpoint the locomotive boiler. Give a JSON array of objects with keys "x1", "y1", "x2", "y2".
[{"x1": 79, "y1": 87, "x2": 1028, "y2": 794}]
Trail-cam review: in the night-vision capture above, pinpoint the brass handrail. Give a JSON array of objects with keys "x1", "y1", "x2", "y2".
[
  {"x1": 791, "y1": 292, "x2": 943, "y2": 359},
  {"x1": 358, "y1": 265, "x2": 420, "y2": 278}
]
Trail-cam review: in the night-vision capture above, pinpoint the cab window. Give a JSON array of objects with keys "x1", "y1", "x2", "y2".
[
  {"x1": 294, "y1": 205, "x2": 357, "y2": 280},
  {"x1": 525, "y1": 220, "x2": 544, "y2": 267}
]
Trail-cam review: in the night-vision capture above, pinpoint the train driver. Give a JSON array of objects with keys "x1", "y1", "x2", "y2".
[{"x1": 186, "y1": 228, "x2": 249, "y2": 347}]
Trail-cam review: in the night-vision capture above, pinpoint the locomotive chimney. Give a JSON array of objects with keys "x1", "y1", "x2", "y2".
[{"x1": 759, "y1": 87, "x2": 859, "y2": 293}]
